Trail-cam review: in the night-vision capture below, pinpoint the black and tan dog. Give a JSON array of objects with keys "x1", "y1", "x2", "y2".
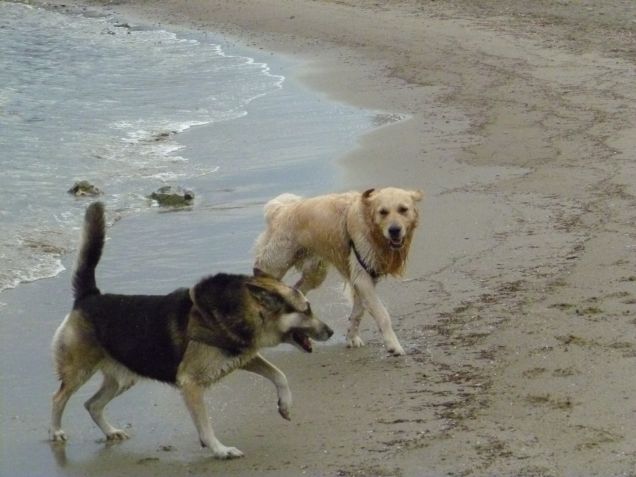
[{"x1": 50, "y1": 202, "x2": 333, "y2": 459}]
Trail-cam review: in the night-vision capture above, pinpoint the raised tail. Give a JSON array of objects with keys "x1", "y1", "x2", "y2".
[{"x1": 72, "y1": 202, "x2": 105, "y2": 302}]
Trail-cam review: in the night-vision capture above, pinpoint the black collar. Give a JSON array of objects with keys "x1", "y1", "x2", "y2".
[{"x1": 349, "y1": 239, "x2": 379, "y2": 280}]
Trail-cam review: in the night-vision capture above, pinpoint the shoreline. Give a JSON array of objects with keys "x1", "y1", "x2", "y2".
[
  {"x1": 5, "y1": 1, "x2": 636, "y2": 476},
  {"x1": 0, "y1": 1, "x2": 375, "y2": 296}
]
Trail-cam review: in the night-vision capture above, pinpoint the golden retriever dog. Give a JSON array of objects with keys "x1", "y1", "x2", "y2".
[{"x1": 254, "y1": 187, "x2": 422, "y2": 356}]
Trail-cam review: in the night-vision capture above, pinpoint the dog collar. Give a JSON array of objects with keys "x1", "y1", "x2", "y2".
[{"x1": 349, "y1": 239, "x2": 379, "y2": 280}]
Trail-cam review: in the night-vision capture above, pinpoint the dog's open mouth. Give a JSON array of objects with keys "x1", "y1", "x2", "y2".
[
  {"x1": 389, "y1": 237, "x2": 404, "y2": 249},
  {"x1": 292, "y1": 331, "x2": 313, "y2": 352}
]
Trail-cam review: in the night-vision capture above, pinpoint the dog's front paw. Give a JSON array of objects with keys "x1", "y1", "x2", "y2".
[
  {"x1": 387, "y1": 344, "x2": 406, "y2": 356},
  {"x1": 278, "y1": 399, "x2": 291, "y2": 421},
  {"x1": 106, "y1": 430, "x2": 130, "y2": 441},
  {"x1": 346, "y1": 335, "x2": 365, "y2": 348},
  {"x1": 50, "y1": 429, "x2": 67, "y2": 442},
  {"x1": 212, "y1": 445, "x2": 244, "y2": 459}
]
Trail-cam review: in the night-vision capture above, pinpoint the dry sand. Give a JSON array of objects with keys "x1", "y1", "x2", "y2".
[{"x1": 21, "y1": 1, "x2": 636, "y2": 476}]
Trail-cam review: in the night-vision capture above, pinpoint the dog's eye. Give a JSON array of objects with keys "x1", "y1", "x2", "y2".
[
  {"x1": 379, "y1": 208, "x2": 389, "y2": 217},
  {"x1": 398, "y1": 206, "x2": 409, "y2": 215}
]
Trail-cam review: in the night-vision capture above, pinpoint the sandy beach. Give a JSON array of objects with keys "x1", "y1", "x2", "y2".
[{"x1": 4, "y1": 0, "x2": 636, "y2": 475}]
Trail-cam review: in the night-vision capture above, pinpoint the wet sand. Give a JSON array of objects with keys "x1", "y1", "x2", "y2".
[{"x1": 4, "y1": 0, "x2": 636, "y2": 475}]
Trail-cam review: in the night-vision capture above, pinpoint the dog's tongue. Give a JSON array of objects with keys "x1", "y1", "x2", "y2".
[{"x1": 293, "y1": 331, "x2": 313, "y2": 352}]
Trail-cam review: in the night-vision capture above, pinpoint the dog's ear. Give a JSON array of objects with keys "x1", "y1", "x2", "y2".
[
  {"x1": 253, "y1": 267, "x2": 274, "y2": 279},
  {"x1": 362, "y1": 188, "x2": 375, "y2": 201},
  {"x1": 410, "y1": 190, "x2": 424, "y2": 202},
  {"x1": 190, "y1": 275, "x2": 256, "y2": 348},
  {"x1": 246, "y1": 282, "x2": 285, "y2": 313},
  {"x1": 191, "y1": 274, "x2": 244, "y2": 319}
]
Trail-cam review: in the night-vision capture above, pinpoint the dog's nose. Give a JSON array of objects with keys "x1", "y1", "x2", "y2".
[
  {"x1": 388, "y1": 225, "x2": 402, "y2": 238},
  {"x1": 325, "y1": 325, "x2": 334, "y2": 339}
]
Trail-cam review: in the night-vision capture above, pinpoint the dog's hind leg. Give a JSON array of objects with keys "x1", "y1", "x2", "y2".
[
  {"x1": 180, "y1": 380, "x2": 244, "y2": 459},
  {"x1": 345, "y1": 291, "x2": 365, "y2": 348},
  {"x1": 50, "y1": 366, "x2": 97, "y2": 442},
  {"x1": 254, "y1": 250, "x2": 294, "y2": 281},
  {"x1": 84, "y1": 367, "x2": 136, "y2": 441},
  {"x1": 242, "y1": 354, "x2": 292, "y2": 420},
  {"x1": 294, "y1": 256, "x2": 328, "y2": 294},
  {"x1": 253, "y1": 232, "x2": 299, "y2": 280},
  {"x1": 50, "y1": 315, "x2": 101, "y2": 442}
]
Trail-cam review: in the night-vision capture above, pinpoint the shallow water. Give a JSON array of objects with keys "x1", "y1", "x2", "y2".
[{"x1": 0, "y1": 1, "x2": 372, "y2": 295}]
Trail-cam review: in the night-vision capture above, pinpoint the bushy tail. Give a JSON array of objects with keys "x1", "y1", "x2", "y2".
[
  {"x1": 72, "y1": 202, "x2": 105, "y2": 302},
  {"x1": 263, "y1": 193, "x2": 301, "y2": 225}
]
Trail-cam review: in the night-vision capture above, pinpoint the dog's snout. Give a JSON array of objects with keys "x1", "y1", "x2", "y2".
[
  {"x1": 317, "y1": 323, "x2": 334, "y2": 341},
  {"x1": 388, "y1": 225, "x2": 402, "y2": 238}
]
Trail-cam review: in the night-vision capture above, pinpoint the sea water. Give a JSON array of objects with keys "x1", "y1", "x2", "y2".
[{"x1": 0, "y1": 2, "x2": 372, "y2": 295}]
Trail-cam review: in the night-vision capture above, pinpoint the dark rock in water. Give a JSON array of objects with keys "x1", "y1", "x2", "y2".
[
  {"x1": 149, "y1": 186, "x2": 194, "y2": 207},
  {"x1": 68, "y1": 180, "x2": 102, "y2": 197},
  {"x1": 147, "y1": 130, "x2": 177, "y2": 142}
]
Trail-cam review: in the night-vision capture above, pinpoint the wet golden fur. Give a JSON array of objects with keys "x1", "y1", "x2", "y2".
[{"x1": 254, "y1": 187, "x2": 422, "y2": 356}]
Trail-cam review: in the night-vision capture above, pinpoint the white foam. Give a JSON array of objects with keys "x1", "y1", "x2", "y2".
[
  {"x1": 211, "y1": 41, "x2": 285, "y2": 99},
  {"x1": 0, "y1": 258, "x2": 66, "y2": 294},
  {"x1": 145, "y1": 171, "x2": 186, "y2": 181}
]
